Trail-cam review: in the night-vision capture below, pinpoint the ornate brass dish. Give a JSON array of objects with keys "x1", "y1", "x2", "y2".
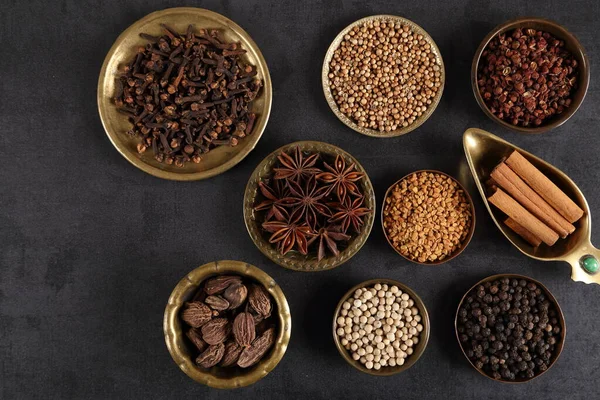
[
  {"x1": 471, "y1": 17, "x2": 589, "y2": 134},
  {"x1": 97, "y1": 8, "x2": 272, "y2": 180},
  {"x1": 243, "y1": 141, "x2": 375, "y2": 271},
  {"x1": 333, "y1": 278, "x2": 430, "y2": 375},
  {"x1": 463, "y1": 128, "x2": 600, "y2": 284},
  {"x1": 455, "y1": 274, "x2": 566, "y2": 383},
  {"x1": 163, "y1": 260, "x2": 291, "y2": 388},
  {"x1": 322, "y1": 15, "x2": 445, "y2": 138}
]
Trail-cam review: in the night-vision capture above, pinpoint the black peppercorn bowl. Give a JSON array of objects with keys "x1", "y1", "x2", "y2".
[
  {"x1": 163, "y1": 260, "x2": 291, "y2": 389},
  {"x1": 454, "y1": 274, "x2": 566, "y2": 383},
  {"x1": 472, "y1": 17, "x2": 589, "y2": 134},
  {"x1": 332, "y1": 278, "x2": 430, "y2": 376}
]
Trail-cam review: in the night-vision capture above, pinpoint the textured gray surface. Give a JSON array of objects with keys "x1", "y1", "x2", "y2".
[{"x1": 1, "y1": 0, "x2": 599, "y2": 399}]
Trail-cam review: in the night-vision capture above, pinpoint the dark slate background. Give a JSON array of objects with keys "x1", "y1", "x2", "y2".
[{"x1": 1, "y1": 0, "x2": 599, "y2": 398}]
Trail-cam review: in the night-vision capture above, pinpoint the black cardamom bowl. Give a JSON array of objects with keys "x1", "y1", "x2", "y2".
[
  {"x1": 163, "y1": 260, "x2": 291, "y2": 389},
  {"x1": 332, "y1": 278, "x2": 430, "y2": 376},
  {"x1": 243, "y1": 141, "x2": 376, "y2": 272},
  {"x1": 472, "y1": 17, "x2": 589, "y2": 134},
  {"x1": 454, "y1": 274, "x2": 566, "y2": 383}
]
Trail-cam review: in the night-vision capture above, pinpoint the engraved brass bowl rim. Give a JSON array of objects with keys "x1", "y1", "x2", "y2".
[
  {"x1": 163, "y1": 260, "x2": 291, "y2": 389},
  {"x1": 454, "y1": 273, "x2": 566, "y2": 383},
  {"x1": 332, "y1": 278, "x2": 430, "y2": 376},
  {"x1": 321, "y1": 14, "x2": 445, "y2": 138},
  {"x1": 463, "y1": 127, "x2": 600, "y2": 285},
  {"x1": 243, "y1": 141, "x2": 376, "y2": 272},
  {"x1": 97, "y1": 7, "x2": 272, "y2": 180},
  {"x1": 471, "y1": 17, "x2": 590, "y2": 134},
  {"x1": 381, "y1": 169, "x2": 476, "y2": 265}
]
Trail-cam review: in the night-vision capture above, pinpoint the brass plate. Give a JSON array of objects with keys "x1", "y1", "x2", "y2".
[
  {"x1": 463, "y1": 128, "x2": 600, "y2": 285},
  {"x1": 322, "y1": 15, "x2": 445, "y2": 138},
  {"x1": 471, "y1": 17, "x2": 590, "y2": 134},
  {"x1": 381, "y1": 169, "x2": 476, "y2": 265},
  {"x1": 163, "y1": 260, "x2": 291, "y2": 389},
  {"x1": 332, "y1": 278, "x2": 430, "y2": 375},
  {"x1": 455, "y1": 274, "x2": 566, "y2": 383},
  {"x1": 97, "y1": 8, "x2": 272, "y2": 180},
  {"x1": 243, "y1": 141, "x2": 376, "y2": 271}
]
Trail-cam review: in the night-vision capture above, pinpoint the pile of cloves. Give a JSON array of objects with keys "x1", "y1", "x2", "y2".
[
  {"x1": 114, "y1": 24, "x2": 262, "y2": 167},
  {"x1": 180, "y1": 274, "x2": 277, "y2": 369}
]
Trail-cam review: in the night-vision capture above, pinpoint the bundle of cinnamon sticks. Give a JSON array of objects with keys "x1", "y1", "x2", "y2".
[{"x1": 487, "y1": 150, "x2": 584, "y2": 247}]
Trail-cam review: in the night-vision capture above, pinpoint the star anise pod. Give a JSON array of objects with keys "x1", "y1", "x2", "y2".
[
  {"x1": 253, "y1": 179, "x2": 293, "y2": 221},
  {"x1": 262, "y1": 214, "x2": 314, "y2": 255},
  {"x1": 285, "y1": 175, "x2": 332, "y2": 228},
  {"x1": 329, "y1": 196, "x2": 371, "y2": 233},
  {"x1": 317, "y1": 155, "x2": 365, "y2": 201},
  {"x1": 307, "y1": 226, "x2": 351, "y2": 261},
  {"x1": 273, "y1": 147, "x2": 322, "y2": 182}
]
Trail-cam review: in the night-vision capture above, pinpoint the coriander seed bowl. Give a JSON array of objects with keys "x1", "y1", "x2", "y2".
[
  {"x1": 243, "y1": 141, "x2": 376, "y2": 272},
  {"x1": 472, "y1": 17, "x2": 589, "y2": 134},
  {"x1": 322, "y1": 15, "x2": 445, "y2": 138},
  {"x1": 332, "y1": 279, "x2": 430, "y2": 376},
  {"x1": 163, "y1": 260, "x2": 291, "y2": 389},
  {"x1": 98, "y1": 8, "x2": 272, "y2": 180},
  {"x1": 381, "y1": 170, "x2": 476, "y2": 265},
  {"x1": 455, "y1": 274, "x2": 565, "y2": 383}
]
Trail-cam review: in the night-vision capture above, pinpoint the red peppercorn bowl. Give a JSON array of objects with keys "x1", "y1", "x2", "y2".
[
  {"x1": 472, "y1": 17, "x2": 590, "y2": 134},
  {"x1": 381, "y1": 170, "x2": 476, "y2": 265},
  {"x1": 332, "y1": 278, "x2": 430, "y2": 376},
  {"x1": 163, "y1": 260, "x2": 291, "y2": 389},
  {"x1": 454, "y1": 274, "x2": 566, "y2": 383}
]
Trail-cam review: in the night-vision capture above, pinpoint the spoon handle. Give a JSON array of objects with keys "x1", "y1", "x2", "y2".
[{"x1": 567, "y1": 242, "x2": 600, "y2": 285}]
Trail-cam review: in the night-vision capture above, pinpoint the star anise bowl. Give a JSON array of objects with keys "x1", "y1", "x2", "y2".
[{"x1": 243, "y1": 141, "x2": 376, "y2": 271}]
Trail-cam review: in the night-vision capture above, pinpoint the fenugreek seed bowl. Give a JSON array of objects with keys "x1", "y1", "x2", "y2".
[
  {"x1": 163, "y1": 260, "x2": 291, "y2": 389},
  {"x1": 454, "y1": 274, "x2": 565, "y2": 383},
  {"x1": 381, "y1": 170, "x2": 476, "y2": 265},
  {"x1": 322, "y1": 15, "x2": 445, "y2": 138},
  {"x1": 472, "y1": 17, "x2": 589, "y2": 134},
  {"x1": 98, "y1": 8, "x2": 272, "y2": 180},
  {"x1": 243, "y1": 141, "x2": 376, "y2": 272},
  {"x1": 332, "y1": 278, "x2": 430, "y2": 376}
]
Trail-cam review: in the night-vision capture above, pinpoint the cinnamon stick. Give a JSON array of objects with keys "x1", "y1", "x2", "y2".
[
  {"x1": 488, "y1": 188, "x2": 559, "y2": 246},
  {"x1": 491, "y1": 162, "x2": 575, "y2": 238},
  {"x1": 504, "y1": 217, "x2": 542, "y2": 247},
  {"x1": 505, "y1": 151, "x2": 584, "y2": 223}
]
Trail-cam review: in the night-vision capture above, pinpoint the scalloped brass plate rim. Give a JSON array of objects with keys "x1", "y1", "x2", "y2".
[{"x1": 243, "y1": 141, "x2": 376, "y2": 272}]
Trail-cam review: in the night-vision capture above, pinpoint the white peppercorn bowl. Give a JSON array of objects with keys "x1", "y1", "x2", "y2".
[
  {"x1": 381, "y1": 170, "x2": 476, "y2": 265},
  {"x1": 332, "y1": 278, "x2": 430, "y2": 376},
  {"x1": 322, "y1": 15, "x2": 445, "y2": 138}
]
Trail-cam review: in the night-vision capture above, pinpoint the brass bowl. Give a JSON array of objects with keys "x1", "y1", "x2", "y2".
[
  {"x1": 454, "y1": 274, "x2": 566, "y2": 383},
  {"x1": 97, "y1": 8, "x2": 272, "y2": 180},
  {"x1": 243, "y1": 141, "x2": 376, "y2": 271},
  {"x1": 163, "y1": 260, "x2": 291, "y2": 389},
  {"x1": 332, "y1": 278, "x2": 430, "y2": 375},
  {"x1": 463, "y1": 128, "x2": 600, "y2": 284},
  {"x1": 471, "y1": 17, "x2": 590, "y2": 134},
  {"x1": 322, "y1": 15, "x2": 445, "y2": 138},
  {"x1": 381, "y1": 170, "x2": 476, "y2": 265}
]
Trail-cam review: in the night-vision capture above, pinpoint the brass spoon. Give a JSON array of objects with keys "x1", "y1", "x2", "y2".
[{"x1": 463, "y1": 127, "x2": 600, "y2": 284}]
